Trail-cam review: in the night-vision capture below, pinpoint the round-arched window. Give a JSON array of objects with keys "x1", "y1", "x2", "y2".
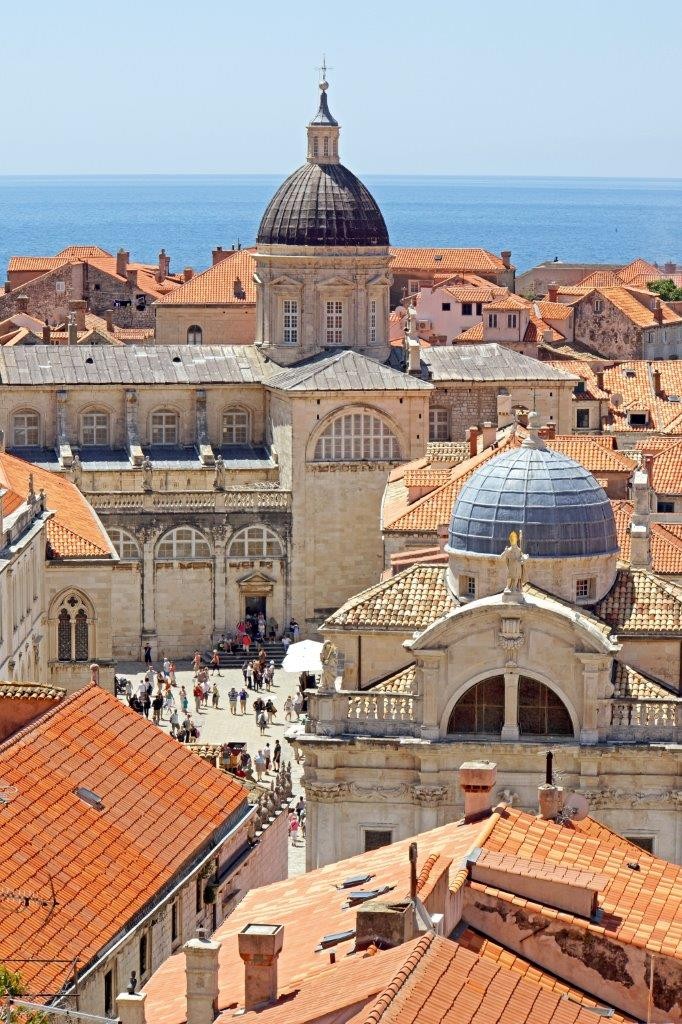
[
  {"x1": 227, "y1": 526, "x2": 283, "y2": 559},
  {"x1": 313, "y1": 412, "x2": 400, "y2": 462},
  {"x1": 156, "y1": 527, "x2": 210, "y2": 560},
  {"x1": 187, "y1": 324, "x2": 203, "y2": 345},
  {"x1": 447, "y1": 675, "x2": 573, "y2": 737},
  {"x1": 108, "y1": 528, "x2": 140, "y2": 560}
]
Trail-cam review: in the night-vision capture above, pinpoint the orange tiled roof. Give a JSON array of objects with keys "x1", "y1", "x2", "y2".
[
  {"x1": 389, "y1": 248, "x2": 512, "y2": 274},
  {"x1": 113, "y1": 327, "x2": 155, "y2": 342},
  {"x1": 442, "y1": 284, "x2": 497, "y2": 302},
  {"x1": 55, "y1": 245, "x2": 112, "y2": 259},
  {"x1": 611, "y1": 662, "x2": 677, "y2": 700},
  {"x1": 156, "y1": 249, "x2": 256, "y2": 306},
  {"x1": 323, "y1": 564, "x2": 455, "y2": 631},
  {"x1": 0, "y1": 684, "x2": 248, "y2": 999},
  {"x1": 593, "y1": 566, "x2": 682, "y2": 633},
  {"x1": 534, "y1": 299, "x2": 574, "y2": 321},
  {"x1": 367, "y1": 663, "x2": 418, "y2": 694},
  {"x1": 596, "y1": 286, "x2": 682, "y2": 329},
  {"x1": 403, "y1": 467, "x2": 452, "y2": 488},
  {"x1": 0, "y1": 681, "x2": 66, "y2": 699},
  {"x1": 610, "y1": 499, "x2": 682, "y2": 574},
  {"x1": 602, "y1": 361, "x2": 682, "y2": 433},
  {"x1": 0, "y1": 450, "x2": 113, "y2": 558},
  {"x1": 7, "y1": 257, "x2": 69, "y2": 273},
  {"x1": 86, "y1": 256, "x2": 184, "y2": 301},
  {"x1": 544, "y1": 359, "x2": 610, "y2": 400},
  {"x1": 617, "y1": 257, "x2": 663, "y2": 284},
  {"x1": 424, "y1": 441, "x2": 470, "y2": 463},
  {"x1": 485, "y1": 294, "x2": 529, "y2": 311},
  {"x1": 389, "y1": 546, "x2": 449, "y2": 574},
  {"x1": 454, "y1": 321, "x2": 484, "y2": 342},
  {"x1": 524, "y1": 310, "x2": 564, "y2": 343},
  {"x1": 577, "y1": 269, "x2": 623, "y2": 287},
  {"x1": 637, "y1": 435, "x2": 682, "y2": 492}
]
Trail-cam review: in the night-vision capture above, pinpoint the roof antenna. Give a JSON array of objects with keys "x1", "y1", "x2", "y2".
[
  {"x1": 409, "y1": 842, "x2": 418, "y2": 900},
  {"x1": 545, "y1": 750, "x2": 554, "y2": 786}
]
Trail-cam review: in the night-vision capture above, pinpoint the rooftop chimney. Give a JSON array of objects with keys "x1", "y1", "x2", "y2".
[
  {"x1": 630, "y1": 467, "x2": 651, "y2": 568},
  {"x1": 356, "y1": 899, "x2": 417, "y2": 951},
  {"x1": 664, "y1": 261, "x2": 676, "y2": 275},
  {"x1": 212, "y1": 246, "x2": 230, "y2": 267},
  {"x1": 126, "y1": 267, "x2": 138, "y2": 288},
  {"x1": 116, "y1": 249, "x2": 130, "y2": 278},
  {"x1": 4, "y1": 280, "x2": 11, "y2": 294},
  {"x1": 68, "y1": 298, "x2": 87, "y2": 333},
  {"x1": 16, "y1": 293, "x2": 29, "y2": 313},
  {"x1": 407, "y1": 338, "x2": 421, "y2": 375},
  {"x1": 481, "y1": 421, "x2": 496, "y2": 450},
  {"x1": 184, "y1": 929, "x2": 221, "y2": 1024},
  {"x1": 654, "y1": 299, "x2": 663, "y2": 326},
  {"x1": 501, "y1": 250, "x2": 512, "y2": 269},
  {"x1": 468, "y1": 426, "x2": 478, "y2": 459},
  {"x1": 42, "y1": 324, "x2": 51, "y2": 343},
  {"x1": 183, "y1": 267, "x2": 194, "y2": 282},
  {"x1": 105, "y1": 309, "x2": 114, "y2": 333},
  {"x1": 547, "y1": 281, "x2": 559, "y2": 303},
  {"x1": 116, "y1": 988, "x2": 147, "y2": 1024},
  {"x1": 157, "y1": 248, "x2": 170, "y2": 282},
  {"x1": 67, "y1": 313, "x2": 78, "y2": 346},
  {"x1": 539, "y1": 423, "x2": 556, "y2": 441},
  {"x1": 652, "y1": 367, "x2": 662, "y2": 395},
  {"x1": 596, "y1": 369, "x2": 605, "y2": 392},
  {"x1": 538, "y1": 782, "x2": 564, "y2": 820},
  {"x1": 238, "y1": 924, "x2": 284, "y2": 1011},
  {"x1": 458, "y1": 760, "x2": 497, "y2": 822}
]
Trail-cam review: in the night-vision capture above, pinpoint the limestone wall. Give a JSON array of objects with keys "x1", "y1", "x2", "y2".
[
  {"x1": 155, "y1": 304, "x2": 256, "y2": 345},
  {"x1": 618, "y1": 637, "x2": 681, "y2": 690}
]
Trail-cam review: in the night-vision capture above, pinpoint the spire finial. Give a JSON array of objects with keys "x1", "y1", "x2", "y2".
[{"x1": 318, "y1": 55, "x2": 332, "y2": 90}]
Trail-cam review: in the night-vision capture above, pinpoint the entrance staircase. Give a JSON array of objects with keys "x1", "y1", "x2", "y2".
[{"x1": 204, "y1": 640, "x2": 287, "y2": 669}]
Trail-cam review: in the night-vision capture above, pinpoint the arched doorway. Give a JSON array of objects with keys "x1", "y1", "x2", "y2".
[{"x1": 447, "y1": 674, "x2": 573, "y2": 737}]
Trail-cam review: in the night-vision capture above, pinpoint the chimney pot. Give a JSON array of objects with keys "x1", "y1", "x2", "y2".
[
  {"x1": 212, "y1": 246, "x2": 229, "y2": 266},
  {"x1": 407, "y1": 338, "x2": 421, "y2": 375},
  {"x1": 4, "y1": 280, "x2": 11, "y2": 294},
  {"x1": 105, "y1": 309, "x2": 114, "y2": 333},
  {"x1": 157, "y1": 248, "x2": 170, "y2": 282},
  {"x1": 183, "y1": 267, "x2": 194, "y2": 282},
  {"x1": 547, "y1": 281, "x2": 559, "y2": 303},
  {"x1": 68, "y1": 298, "x2": 87, "y2": 333},
  {"x1": 596, "y1": 369, "x2": 605, "y2": 391},
  {"x1": 42, "y1": 324, "x2": 51, "y2": 343},
  {"x1": 468, "y1": 426, "x2": 479, "y2": 458},
  {"x1": 501, "y1": 250, "x2": 512, "y2": 269},
  {"x1": 184, "y1": 932, "x2": 221, "y2": 1024},
  {"x1": 459, "y1": 760, "x2": 497, "y2": 821},
  {"x1": 126, "y1": 267, "x2": 138, "y2": 287},
  {"x1": 116, "y1": 249, "x2": 130, "y2": 278},
  {"x1": 481, "y1": 421, "x2": 496, "y2": 450},
  {"x1": 538, "y1": 782, "x2": 564, "y2": 820},
  {"x1": 238, "y1": 924, "x2": 284, "y2": 1010},
  {"x1": 16, "y1": 293, "x2": 29, "y2": 313},
  {"x1": 356, "y1": 900, "x2": 417, "y2": 952},
  {"x1": 653, "y1": 367, "x2": 662, "y2": 394}
]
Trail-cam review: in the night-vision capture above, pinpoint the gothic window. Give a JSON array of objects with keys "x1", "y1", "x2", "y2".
[
  {"x1": 429, "y1": 407, "x2": 449, "y2": 441},
  {"x1": 369, "y1": 298, "x2": 377, "y2": 344},
  {"x1": 156, "y1": 527, "x2": 210, "y2": 560},
  {"x1": 222, "y1": 409, "x2": 250, "y2": 445},
  {"x1": 325, "y1": 300, "x2": 343, "y2": 345},
  {"x1": 108, "y1": 528, "x2": 140, "y2": 560},
  {"x1": 323, "y1": 136, "x2": 329, "y2": 157},
  {"x1": 518, "y1": 678, "x2": 573, "y2": 736},
  {"x1": 314, "y1": 412, "x2": 401, "y2": 463},
  {"x1": 150, "y1": 410, "x2": 179, "y2": 446},
  {"x1": 55, "y1": 594, "x2": 91, "y2": 662},
  {"x1": 81, "y1": 410, "x2": 110, "y2": 446},
  {"x1": 283, "y1": 299, "x2": 298, "y2": 344},
  {"x1": 12, "y1": 410, "x2": 40, "y2": 447},
  {"x1": 187, "y1": 324, "x2": 203, "y2": 345},
  {"x1": 448, "y1": 677, "x2": 504, "y2": 735},
  {"x1": 228, "y1": 526, "x2": 283, "y2": 559}
]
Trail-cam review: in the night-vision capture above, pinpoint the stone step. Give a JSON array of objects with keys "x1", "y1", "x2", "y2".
[{"x1": 204, "y1": 642, "x2": 287, "y2": 669}]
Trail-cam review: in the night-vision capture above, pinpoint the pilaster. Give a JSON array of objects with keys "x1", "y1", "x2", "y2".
[
  {"x1": 125, "y1": 389, "x2": 143, "y2": 466},
  {"x1": 501, "y1": 665, "x2": 520, "y2": 740},
  {"x1": 56, "y1": 389, "x2": 73, "y2": 467}
]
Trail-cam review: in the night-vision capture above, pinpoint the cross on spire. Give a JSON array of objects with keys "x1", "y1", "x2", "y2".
[{"x1": 317, "y1": 54, "x2": 332, "y2": 84}]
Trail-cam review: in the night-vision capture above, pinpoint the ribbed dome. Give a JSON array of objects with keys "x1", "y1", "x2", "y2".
[
  {"x1": 448, "y1": 440, "x2": 618, "y2": 558},
  {"x1": 257, "y1": 162, "x2": 389, "y2": 247}
]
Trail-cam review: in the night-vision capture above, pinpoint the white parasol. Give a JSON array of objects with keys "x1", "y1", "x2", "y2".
[{"x1": 281, "y1": 638, "x2": 323, "y2": 673}]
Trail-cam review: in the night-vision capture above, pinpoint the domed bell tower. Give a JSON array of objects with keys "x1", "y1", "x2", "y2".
[{"x1": 254, "y1": 71, "x2": 392, "y2": 366}]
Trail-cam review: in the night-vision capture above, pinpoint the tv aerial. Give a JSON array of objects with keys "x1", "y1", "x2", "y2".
[{"x1": 557, "y1": 792, "x2": 589, "y2": 824}]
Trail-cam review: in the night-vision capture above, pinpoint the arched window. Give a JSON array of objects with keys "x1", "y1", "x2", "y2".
[
  {"x1": 150, "y1": 410, "x2": 179, "y2": 446},
  {"x1": 108, "y1": 528, "x2": 140, "y2": 560},
  {"x1": 81, "y1": 409, "x2": 110, "y2": 446},
  {"x1": 187, "y1": 324, "x2": 203, "y2": 345},
  {"x1": 429, "y1": 408, "x2": 449, "y2": 441},
  {"x1": 156, "y1": 527, "x2": 210, "y2": 560},
  {"x1": 518, "y1": 678, "x2": 573, "y2": 736},
  {"x1": 12, "y1": 410, "x2": 40, "y2": 447},
  {"x1": 323, "y1": 136, "x2": 329, "y2": 156},
  {"x1": 448, "y1": 677, "x2": 504, "y2": 735},
  {"x1": 222, "y1": 408, "x2": 250, "y2": 445},
  {"x1": 228, "y1": 526, "x2": 283, "y2": 559},
  {"x1": 314, "y1": 412, "x2": 401, "y2": 462},
  {"x1": 55, "y1": 593, "x2": 91, "y2": 662},
  {"x1": 447, "y1": 675, "x2": 574, "y2": 737}
]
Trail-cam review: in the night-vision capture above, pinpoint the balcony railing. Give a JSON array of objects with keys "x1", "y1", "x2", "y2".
[
  {"x1": 86, "y1": 490, "x2": 292, "y2": 513},
  {"x1": 306, "y1": 689, "x2": 423, "y2": 738},
  {"x1": 604, "y1": 699, "x2": 682, "y2": 743}
]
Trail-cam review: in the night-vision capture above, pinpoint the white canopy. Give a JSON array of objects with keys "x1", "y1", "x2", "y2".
[{"x1": 281, "y1": 638, "x2": 322, "y2": 673}]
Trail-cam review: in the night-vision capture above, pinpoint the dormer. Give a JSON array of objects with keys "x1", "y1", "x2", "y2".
[{"x1": 307, "y1": 80, "x2": 340, "y2": 165}]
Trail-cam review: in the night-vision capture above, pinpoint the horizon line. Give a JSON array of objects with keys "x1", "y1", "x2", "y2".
[{"x1": 2, "y1": 172, "x2": 682, "y2": 183}]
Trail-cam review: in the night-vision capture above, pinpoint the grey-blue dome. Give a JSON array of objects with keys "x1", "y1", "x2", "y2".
[{"x1": 448, "y1": 439, "x2": 619, "y2": 558}]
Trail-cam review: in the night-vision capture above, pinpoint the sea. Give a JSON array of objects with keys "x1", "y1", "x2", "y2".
[{"x1": 2, "y1": 174, "x2": 682, "y2": 276}]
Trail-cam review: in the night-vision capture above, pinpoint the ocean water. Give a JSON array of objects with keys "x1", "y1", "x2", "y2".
[{"x1": 1, "y1": 174, "x2": 682, "y2": 276}]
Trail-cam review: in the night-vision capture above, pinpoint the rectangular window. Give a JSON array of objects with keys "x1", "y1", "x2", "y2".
[
  {"x1": 139, "y1": 934, "x2": 148, "y2": 979},
  {"x1": 507, "y1": 314, "x2": 517, "y2": 328},
  {"x1": 575, "y1": 578, "x2": 595, "y2": 602},
  {"x1": 104, "y1": 970, "x2": 114, "y2": 1018},
  {"x1": 429, "y1": 407, "x2": 449, "y2": 441},
  {"x1": 323, "y1": 136, "x2": 329, "y2": 156},
  {"x1": 222, "y1": 410, "x2": 249, "y2": 445},
  {"x1": 150, "y1": 411, "x2": 178, "y2": 445},
  {"x1": 12, "y1": 412, "x2": 40, "y2": 447},
  {"x1": 196, "y1": 878, "x2": 202, "y2": 914},
  {"x1": 325, "y1": 300, "x2": 343, "y2": 345},
  {"x1": 476, "y1": 302, "x2": 483, "y2": 315},
  {"x1": 283, "y1": 299, "x2": 298, "y2": 344},
  {"x1": 488, "y1": 313, "x2": 498, "y2": 328},
  {"x1": 576, "y1": 409, "x2": 590, "y2": 429},
  {"x1": 594, "y1": 299, "x2": 604, "y2": 313},
  {"x1": 441, "y1": 302, "x2": 451, "y2": 311},
  {"x1": 364, "y1": 829, "x2": 392, "y2": 852},
  {"x1": 459, "y1": 575, "x2": 476, "y2": 597},
  {"x1": 55, "y1": 281, "x2": 66, "y2": 294},
  {"x1": 81, "y1": 412, "x2": 109, "y2": 446},
  {"x1": 628, "y1": 413, "x2": 647, "y2": 427},
  {"x1": 624, "y1": 835, "x2": 655, "y2": 854},
  {"x1": 461, "y1": 302, "x2": 473, "y2": 316},
  {"x1": 407, "y1": 279, "x2": 422, "y2": 296},
  {"x1": 171, "y1": 901, "x2": 179, "y2": 945},
  {"x1": 369, "y1": 298, "x2": 377, "y2": 344},
  {"x1": 658, "y1": 501, "x2": 675, "y2": 513}
]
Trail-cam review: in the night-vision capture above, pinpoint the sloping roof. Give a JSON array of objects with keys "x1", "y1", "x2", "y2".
[
  {"x1": 424, "y1": 441, "x2": 470, "y2": 462},
  {"x1": 577, "y1": 269, "x2": 623, "y2": 287},
  {"x1": 421, "y1": 344, "x2": 578, "y2": 382},
  {"x1": 55, "y1": 246, "x2": 113, "y2": 259},
  {"x1": 534, "y1": 299, "x2": 574, "y2": 321},
  {"x1": 617, "y1": 258, "x2": 664, "y2": 284},
  {"x1": 7, "y1": 257, "x2": 68, "y2": 273},
  {"x1": 602, "y1": 360, "x2": 682, "y2": 433},
  {"x1": 156, "y1": 250, "x2": 257, "y2": 306},
  {"x1": 266, "y1": 349, "x2": 431, "y2": 392},
  {"x1": 611, "y1": 662, "x2": 677, "y2": 700},
  {"x1": 610, "y1": 499, "x2": 682, "y2": 574},
  {"x1": 636, "y1": 436, "x2": 682, "y2": 492},
  {"x1": 544, "y1": 359, "x2": 610, "y2": 400},
  {"x1": 0, "y1": 684, "x2": 248, "y2": 999},
  {"x1": 0, "y1": 344, "x2": 269, "y2": 386},
  {"x1": 0, "y1": 681, "x2": 66, "y2": 700},
  {"x1": 0, "y1": 450, "x2": 113, "y2": 558},
  {"x1": 592, "y1": 567, "x2": 682, "y2": 634},
  {"x1": 366, "y1": 663, "x2": 418, "y2": 694},
  {"x1": 601, "y1": 286, "x2": 682, "y2": 328},
  {"x1": 323, "y1": 564, "x2": 455, "y2": 631},
  {"x1": 389, "y1": 248, "x2": 512, "y2": 273}
]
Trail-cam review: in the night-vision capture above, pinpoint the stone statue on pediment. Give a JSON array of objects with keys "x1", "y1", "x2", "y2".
[
  {"x1": 141, "y1": 456, "x2": 153, "y2": 492},
  {"x1": 319, "y1": 639, "x2": 339, "y2": 691},
  {"x1": 214, "y1": 455, "x2": 226, "y2": 491},
  {"x1": 71, "y1": 453, "x2": 82, "y2": 488},
  {"x1": 501, "y1": 530, "x2": 527, "y2": 593}
]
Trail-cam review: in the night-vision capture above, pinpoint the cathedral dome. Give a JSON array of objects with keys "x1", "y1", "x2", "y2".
[{"x1": 448, "y1": 430, "x2": 618, "y2": 559}]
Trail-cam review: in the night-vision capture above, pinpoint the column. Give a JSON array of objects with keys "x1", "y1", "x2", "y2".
[
  {"x1": 125, "y1": 388, "x2": 143, "y2": 465},
  {"x1": 501, "y1": 666, "x2": 520, "y2": 740},
  {"x1": 196, "y1": 389, "x2": 215, "y2": 465},
  {"x1": 577, "y1": 653, "x2": 607, "y2": 743},
  {"x1": 141, "y1": 530, "x2": 157, "y2": 643},
  {"x1": 56, "y1": 389, "x2": 73, "y2": 467},
  {"x1": 419, "y1": 650, "x2": 443, "y2": 740},
  {"x1": 212, "y1": 529, "x2": 227, "y2": 636}
]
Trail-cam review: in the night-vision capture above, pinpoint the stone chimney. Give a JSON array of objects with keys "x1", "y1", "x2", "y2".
[
  {"x1": 539, "y1": 423, "x2": 556, "y2": 441},
  {"x1": 356, "y1": 899, "x2": 417, "y2": 951},
  {"x1": 458, "y1": 761, "x2": 497, "y2": 822},
  {"x1": 157, "y1": 248, "x2": 170, "y2": 282},
  {"x1": 42, "y1": 324, "x2": 51, "y2": 343},
  {"x1": 4, "y1": 280, "x2": 11, "y2": 294},
  {"x1": 105, "y1": 309, "x2": 114, "y2": 333},
  {"x1": 16, "y1": 293, "x2": 29, "y2": 313},
  {"x1": 468, "y1": 426, "x2": 478, "y2": 458},
  {"x1": 547, "y1": 281, "x2": 559, "y2": 303},
  {"x1": 407, "y1": 338, "x2": 421, "y2": 375},
  {"x1": 501, "y1": 250, "x2": 512, "y2": 269},
  {"x1": 596, "y1": 369, "x2": 605, "y2": 392},
  {"x1": 481, "y1": 421, "x2": 496, "y2": 450},
  {"x1": 538, "y1": 782, "x2": 564, "y2": 820},
  {"x1": 184, "y1": 267, "x2": 194, "y2": 282},
  {"x1": 652, "y1": 366, "x2": 662, "y2": 395},
  {"x1": 212, "y1": 246, "x2": 230, "y2": 267},
  {"x1": 67, "y1": 313, "x2": 78, "y2": 346},
  {"x1": 654, "y1": 299, "x2": 664, "y2": 326},
  {"x1": 116, "y1": 988, "x2": 147, "y2": 1024},
  {"x1": 126, "y1": 267, "x2": 138, "y2": 288},
  {"x1": 116, "y1": 249, "x2": 130, "y2": 277},
  {"x1": 630, "y1": 468, "x2": 651, "y2": 568},
  {"x1": 184, "y1": 930, "x2": 221, "y2": 1024},
  {"x1": 664, "y1": 261, "x2": 676, "y2": 275},
  {"x1": 68, "y1": 299, "x2": 87, "y2": 333},
  {"x1": 238, "y1": 924, "x2": 284, "y2": 1011}
]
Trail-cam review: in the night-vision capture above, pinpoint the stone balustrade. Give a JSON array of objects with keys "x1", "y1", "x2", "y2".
[
  {"x1": 604, "y1": 699, "x2": 682, "y2": 743},
  {"x1": 306, "y1": 689, "x2": 423, "y2": 738},
  {"x1": 85, "y1": 490, "x2": 292, "y2": 513}
]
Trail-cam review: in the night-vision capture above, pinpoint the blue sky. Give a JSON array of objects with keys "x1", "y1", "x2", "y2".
[{"x1": 5, "y1": 0, "x2": 681, "y2": 176}]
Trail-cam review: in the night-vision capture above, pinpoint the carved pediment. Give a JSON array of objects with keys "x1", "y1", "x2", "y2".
[
  {"x1": 270, "y1": 275, "x2": 304, "y2": 290},
  {"x1": 236, "y1": 569, "x2": 277, "y2": 587},
  {"x1": 367, "y1": 273, "x2": 392, "y2": 288},
  {"x1": 317, "y1": 275, "x2": 354, "y2": 291}
]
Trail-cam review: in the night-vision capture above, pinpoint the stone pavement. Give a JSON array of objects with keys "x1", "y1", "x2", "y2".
[{"x1": 116, "y1": 660, "x2": 308, "y2": 876}]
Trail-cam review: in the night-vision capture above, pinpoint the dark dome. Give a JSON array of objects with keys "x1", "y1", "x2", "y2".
[
  {"x1": 257, "y1": 162, "x2": 389, "y2": 247},
  {"x1": 448, "y1": 440, "x2": 619, "y2": 559}
]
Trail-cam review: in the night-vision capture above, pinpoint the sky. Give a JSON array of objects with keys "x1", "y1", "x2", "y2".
[{"x1": 4, "y1": 0, "x2": 682, "y2": 177}]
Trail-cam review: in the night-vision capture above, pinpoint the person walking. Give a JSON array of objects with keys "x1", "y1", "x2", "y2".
[
  {"x1": 142, "y1": 689, "x2": 151, "y2": 719},
  {"x1": 151, "y1": 689, "x2": 163, "y2": 725},
  {"x1": 254, "y1": 696, "x2": 265, "y2": 718},
  {"x1": 169, "y1": 707, "x2": 180, "y2": 738},
  {"x1": 241, "y1": 659, "x2": 249, "y2": 686},
  {"x1": 288, "y1": 812, "x2": 299, "y2": 846},
  {"x1": 228, "y1": 687, "x2": 238, "y2": 714},
  {"x1": 179, "y1": 686, "x2": 189, "y2": 715},
  {"x1": 254, "y1": 749, "x2": 265, "y2": 782},
  {"x1": 246, "y1": 661, "x2": 254, "y2": 689},
  {"x1": 273, "y1": 740, "x2": 281, "y2": 771},
  {"x1": 210, "y1": 650, "x2": 223, "y2": 676},
  {"x1": 263, "y1": 743, "x2": 271, "y2": 772},
  {"x1": 192, "y1": 651, "x2": 202, "y2": 675},
  {"x1": 169, "y1": 661, "x2": 177, "y2": 686},
  {"x1": 239, "y1": 688, "x2": 248, "y2": 714},
  {"x1": 293, "y1": 692, "x2": 303, "y2": 720},
  {"x1": 257, "y1": 710, "x2": 267, "y2": 735},
  {"x1": 284, "y1": 695, "x2": 294, "y2": 721},
  {"x1": 144, "y1": 642, "x2": 152, "y2": 667},
  {"x1": 267, "y1": 616, "x2": 278, "y2": 640},
  {"x1": 193, "y1": 681, "x2": 203, "y2": 714},
  {"x1": 265, "y1": 698, "x2": 277, "y2": 725}
]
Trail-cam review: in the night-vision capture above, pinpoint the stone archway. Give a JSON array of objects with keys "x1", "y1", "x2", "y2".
[{"x1": 447, "y1": 673, "x2": 574, "y2": 738}]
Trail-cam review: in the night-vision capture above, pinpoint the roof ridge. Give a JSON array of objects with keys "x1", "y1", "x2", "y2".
[
  {"x1": 0, "y1": 681, "x2": 97, "y2": 753},
  {"x1": 328, "y1": 563, "x2": 443, "y2": 617},
  {"x1": 359, "y1": 931, "x2": 437, "y2": 1024}
]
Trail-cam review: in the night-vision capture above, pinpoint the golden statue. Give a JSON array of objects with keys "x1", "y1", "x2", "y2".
[{"x1": 501, "y1": 530, "x2": 527, "y2": 592}]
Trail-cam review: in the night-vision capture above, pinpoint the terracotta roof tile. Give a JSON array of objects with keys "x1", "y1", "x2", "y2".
[
  {"x1": 617, "y1": 258, "x2": 663, "y2": 285},
  {"x1": 611, "y1": 662, "x2": 677, "y2": 700},
  {"x1": 545, "y1": 359, "x2": 610, "y2": 400},
  {"x1": 55, "y1": 246, "x2": 113, "y2": 259},
  {"x1": 156, "y1": 250, "x2": 256, "y2": 306},
  {"x1": 595, "y1": 286, "x2": 682, "y2": 329},
  {"x1": 577, "y1": 270, "x2": 623, "y2": 287},
  {"x1": 0, "y1": 681, "x2": 66, "y2": 699},
  {"x1": 592, "y1": 567, "x2": 682, "y2": 634},
  {"x1": 424, "y1": 441, "x2": 470, "y2": 463},
  {"x1": 389, "y1": 546, "x2": 449, "y2": 573},
  {"x1": 403, "y1": 467, "x2": 451, "y2": 488},
  {"x1": 454, "y1": 321, "x2": 485, "y2": 341},
  {"x1": 7, "y1": 257, "x2": 69, "y2": 273},
  {"x1": 0, "y1": 684, "x2": 248, "y2": 998},
  {"x1": 535, "y1": 299, "x2": 574, "y2": 321},
  {"x1": 324, "y1": 564, "x2": 455, "y2": 631},
  {"x1": 389, "y1": 248, "x2": 512, "y2": 274},
  {"x1": 366, "y1": 664, "x2": 417, "y2": 694},
  {"x1": 0, "y1": 450, "x2": 113, "y2": 559},
  {"x1": 638, "y1": 436, "x2": 682, "y2": 492}
]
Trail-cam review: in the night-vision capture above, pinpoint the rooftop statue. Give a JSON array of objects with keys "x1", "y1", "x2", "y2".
[{"x1": 501, "y1": 530, "x2": 528, "y2": 593}]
